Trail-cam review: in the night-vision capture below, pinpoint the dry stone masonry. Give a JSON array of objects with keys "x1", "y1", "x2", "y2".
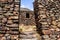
[
  {"x1": 19, "y1": 8, "x2": 38, "y2": 40},
  {"x1": 0, "y1": 0, "x2": 20, "y2": 40},
  {"x1": 34, "y1": 0, "x2": 60, "y2": 40},
  {"x1": 0, "y1": 0, "x2": 60, "y2": 40},
  {"x1": 0, "y1": 0, "x2": 37, "y2": 40}
]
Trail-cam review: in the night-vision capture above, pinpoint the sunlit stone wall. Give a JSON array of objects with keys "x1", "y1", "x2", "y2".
[
  {"x1": 0, "y1": 0, "x2": 20, "y2": 40},
  {"x1": 34, "y1": 0, "x2": 60, "y2": 40}
]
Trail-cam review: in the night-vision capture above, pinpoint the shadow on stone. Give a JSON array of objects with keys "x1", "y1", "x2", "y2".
[{"x1": 36, "y1": 22, "x2": 43, "y2": 36}]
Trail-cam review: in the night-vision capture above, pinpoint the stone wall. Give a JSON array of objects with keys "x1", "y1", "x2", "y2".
[
  {"x1": 19, "y1": 8, "x2": 38, "y2": 40},
  {"x1": 34, "y1": 0, "x2": 60, "y2": 40},
  {"x1": 19, "y1": 8, "x2": 36, "y2": 33},
  {"x1": 20, "y1": 10, "x2": 35, "y2": 25},
  {"x1": 0, "y1": 0, "x2": 20, "y2": 40}
]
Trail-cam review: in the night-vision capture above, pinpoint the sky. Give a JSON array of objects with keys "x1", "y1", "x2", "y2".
[{"x1": 21, "y1": 0, "x2": 34, "y2": 10}]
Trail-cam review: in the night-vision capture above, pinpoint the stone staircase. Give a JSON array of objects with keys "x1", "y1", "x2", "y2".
[{"x1": 20, "y1": 31, "x2": 38, "y2": 40}]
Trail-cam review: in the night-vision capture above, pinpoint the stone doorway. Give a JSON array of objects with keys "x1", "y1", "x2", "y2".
[{"x1": 19, "y1": 0, "x2": 40, "y2": 40}]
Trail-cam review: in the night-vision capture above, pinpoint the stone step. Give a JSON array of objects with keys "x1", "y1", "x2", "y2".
[
  {"x1": 20, "y1": 38, "x2": 37, "y2": 40},
  {"x1": 20, "y1": 35, "x2": 36, "y2": 38},
  {"x1": 20, "y1": 31, "x2": 36, "y2": 35},
  {"x1": 20, "y1": 31, "x2": 37, "y2": 39}
]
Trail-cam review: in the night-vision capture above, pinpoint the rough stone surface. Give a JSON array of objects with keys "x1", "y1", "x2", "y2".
[
  {"x1": 0, "y1": 0, "x2": 20, "y2": 40},
  {"x1": 34, "y1": 0, "x2": 60, "y2": 40}
]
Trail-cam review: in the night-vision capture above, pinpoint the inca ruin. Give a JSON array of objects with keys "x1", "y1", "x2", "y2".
[
  {"x1": 34, "y1": 0, "x2": 60, "y2": 40},
  {"x1": 0, "y1": 0, "x2": 60, "y2": 40},
  {"x1": 0, "y1": 0, "x2": 20, "y2": 40}
]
